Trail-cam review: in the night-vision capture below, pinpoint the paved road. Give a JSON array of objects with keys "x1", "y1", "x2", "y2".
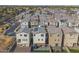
[{"x1": 4, "y1": 22, "x2": 19, "y2": 36}]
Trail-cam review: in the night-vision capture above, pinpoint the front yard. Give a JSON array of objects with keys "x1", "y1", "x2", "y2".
[{"x1": 69, "y1": 47, "x2": 79, "y2": 53}]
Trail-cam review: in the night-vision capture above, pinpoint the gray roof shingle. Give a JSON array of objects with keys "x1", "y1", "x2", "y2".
[{"x1": 17, "y1": 27, "x2": 30, "y2": 33}]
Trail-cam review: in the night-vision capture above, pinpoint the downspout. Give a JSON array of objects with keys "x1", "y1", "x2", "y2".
[{"x1": 61, "y1": 28, "x2": 64, "y2": 52}]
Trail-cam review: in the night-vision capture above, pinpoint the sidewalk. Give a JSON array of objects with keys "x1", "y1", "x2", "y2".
[{"x1": 64, "y1": 47, "x2": 70, "y2": 53}]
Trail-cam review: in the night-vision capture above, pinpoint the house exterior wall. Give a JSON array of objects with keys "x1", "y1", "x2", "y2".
[
  {"x1": 21, "y1": 22, "x2": 29, "y2": 28},
  {"x1": 74, "y1": 27, "x2": 79, "y2": 33},
  {"x1": 59, "y1": 21, "x2": 68, "y2": 27},
  {"x1": 49, "y1": 33, "x2": 62, "y2": 47},
  {"x1": 64, "y1": 33, "x2": 78, "y2": 47},
  {"x1": 33, "y1": 33, "x2": 46, "y2": 45},
  {"x1": 16, "y1": 32, "x2": 30, "y2": 47},
  {"x1": 68, "y1": 22, "x2": 72, "y2": 27},
  {"x1": 31, "y1": 21, "x2": 38, "y2": 26},
  {"x1": 68, "y1": 22, "x2": 79, "y2": 27},
  {"x1": 15, "y1": 14, "x2": 23, "y2": 20},
  {"x1": 40, "y1": 21, "x2": 48, "y2": 26}
]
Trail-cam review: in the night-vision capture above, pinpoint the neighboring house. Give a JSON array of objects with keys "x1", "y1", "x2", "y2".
[
  {"x1": 54, "y1": 13, "x2": 71, "y2": 27},
  {"x1": 30, "y1": 15, "x2": 39, "y2": 27},
  {"x1": 31, "y1": 27, "x2": 47, "y2": 46},
  {"x1": 34, "y1": 10, "x2": 41, "y2": 16},
  {"x1": 62, "y1": 27, "x2": 78, "y2": 47},
  {"x1": 68, "y1": 22, "x2": 75, "y2": 27},
  {"x1": 47, "y1": 17, "x2": 59, "y2": 27},
  {"x1": 15, "y1": 12, "x2": 25, "y2": 20},
  {"x1": 67, "y1": 16, "x2": 79, "y2": 27},
  {"x1": 58, "y1": 19, "x2": 68, "y2": 27},
  {"x1": 74, "y1": 27, "x2": 79, "y2": 33},
  {"x1": 41, "y1": 9, "x2": 47, "y2": 15},
  {"x1": 47, "y1": 26, "x2": 63, "y2": 47},
  {"x1": 39, "y1": 14, "x2": 48, "y2": 26},
  {"x1": 46, "y1": 15, "x2": 56, "y2": 26},
  {"x1": 16, "y1": 27, "x2": 31, "y2": 47},
  {"x1": 20, "y1": 17, "x2": 30, "y2": 28}
]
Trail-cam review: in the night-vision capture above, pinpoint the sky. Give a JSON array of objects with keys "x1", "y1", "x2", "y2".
[{"x1": 0, "y1": 0, "x2": 78, "y2": 5}]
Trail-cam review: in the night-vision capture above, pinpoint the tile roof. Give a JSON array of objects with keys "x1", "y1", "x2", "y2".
[
  {"x1": 47, "y1": 26, "x2": 62, "y2": 34},
  {"x1": 62, "y1": 27, "x2": 78, "y2": 34}
]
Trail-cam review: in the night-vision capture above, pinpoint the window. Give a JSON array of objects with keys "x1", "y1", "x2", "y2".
[
  {"x1": 18, "y1": 39, "x2": 21, "y2": 43},
  {"x1": 55, "y1": 43, "x2": 58, "y2": 46},
  {"x1": 34, "y1": 28, "x2": 38, "y2": 31},
  {"x1": 38, "y1": 39, "x2": 40, "y2": 41},
  {"x1": 54, "y1": 39, "x2": 57, "y2": 41},
  {"x1": 41, "y1": 39, "x2": 43, "y2": 41},
  {"x1": 73, "y1": 43, "x2": 77, "y2": 47},
  {"x1": 70, "y1": 33, "x2": 73, "y2": 36},
  {"x1": 78, "y1": 24, "x2": 79, "y2": 27},
  {"x1": 20, "y1": 34, "x2": 22, "y2": 36},
  {"x1": 50, "y1": 34, "x2": 52, "y2": 37},
  {"x1": 58, "y1": 39, "x2": 60, "y2": 41},
  {"x1": 57, "y1": 34, "x2": 59, "y2": 37},
  {"x1": 24, "y1": 34, "x2": 27, "y2": 37},
  {"x1": 34, "y1": 34, "x2": 35, "y2": 36},
  {"x1": 23, "y1": 39, "x2": 27, "y2": 41},
  {"x1": 41, "y1": 34, "x2": 44, "y2": 37},
  {"x1": 26, "y1": 39, "x2": 27, "y2": 41}
]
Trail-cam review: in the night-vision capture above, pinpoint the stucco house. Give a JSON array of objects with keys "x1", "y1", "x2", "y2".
[
  {"x1": 47, "y1": 26, "x2": 63, "y2": 47},
  {"x1": 62, "y1": 27, "x2": 78, "y2": 47},
  {"x1": 31, "y1": 27, "x2": 47, "y2": 46},
  {"x1": 16, "y1": 27, "x2": 31, "y2": 47}
]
